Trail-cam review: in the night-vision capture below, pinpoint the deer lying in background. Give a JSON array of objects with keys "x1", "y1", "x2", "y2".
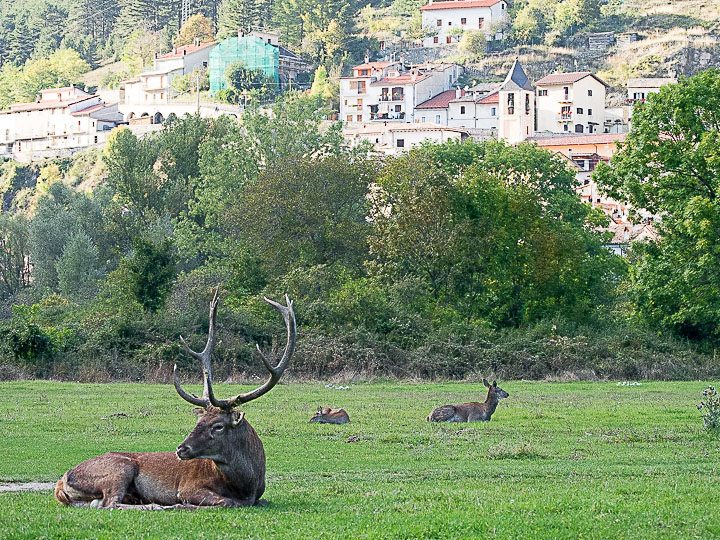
[
  {"x1": 426, "y1": 379, "x2": 509, "y2": 423},
  {"x1": 55, "y1": 289, "x2": 296, "y2": 509},
  {"x1": 309, "y1": 407, "x2": 351, "y2": 424}
]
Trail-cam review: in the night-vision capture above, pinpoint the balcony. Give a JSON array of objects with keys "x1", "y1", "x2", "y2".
[
  {"x1": 371, "y1": 112, "x2": 405, "y2": 120},
  {"x1": 558, "y1": 95, "x2": 572, "y2": 103},
  {"x1": 379, "y1": 94, "x2": 404, "y2": 102},
  {"x1": 556, "y1": 113, "x2": 572, "y2": 122}
]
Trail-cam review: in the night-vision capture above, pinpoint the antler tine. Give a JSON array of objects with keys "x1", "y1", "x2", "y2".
[
  {"x1": 173, "y1": 364, "x2": 208, "y2": 407},
  {"x1": 212, "y1": 295, "x2": 296, "y2": 409},
  {"x1": 174, "y1": 285, "x2": 222, "y2": 408}
]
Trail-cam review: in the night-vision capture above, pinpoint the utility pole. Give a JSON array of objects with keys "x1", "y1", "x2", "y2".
[
  {"x1": 181, "y1": 0, "x2": 191, "y2": 26},
  {"x1": 196, "y1": 71, "x2": 200, "y2": 114}
]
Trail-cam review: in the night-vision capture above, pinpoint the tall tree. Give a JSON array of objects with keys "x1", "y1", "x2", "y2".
[
  {"x1": 594, "y1": 69, "x2": 720, "y2": 340},
  {"x1": 174, "y1": 13, "x2": 215, "y2": 46}
]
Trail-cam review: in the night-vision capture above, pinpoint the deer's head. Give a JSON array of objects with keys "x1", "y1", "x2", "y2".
[
  {"x1": 484, "y1": 378, "x2": 509, "y2": 400},
  {"x1": 173, "y1": 288, "x2": 296, "y2": 462}
]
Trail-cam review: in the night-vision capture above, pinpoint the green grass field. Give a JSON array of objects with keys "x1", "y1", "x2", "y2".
[{"x1": 1, "y1": 380, "x2": 719, "y2": 539}]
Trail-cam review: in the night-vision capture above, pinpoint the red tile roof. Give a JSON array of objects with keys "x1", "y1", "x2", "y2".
[
  {"x1": 478, "y1": 92, "x2": 499, "y2": 104},
  {"x1": 531, "y1": 133, "x2": 627, "y2": 146},
  {"x1": 71, "y1": 103, "x2": 112, "y2": 116},
  {"x1": 535, "y1": 71, "x2": 608, "y2": 87},
  {"x1": 421, "y1": 0, "x2": 501, "y2": 10},
  {"x1": 371, "y1": 73, "x2": 432, "y2": 86},
  {"x1": 416, "y1": 89, "x2": 463, "y2": 109},
  {"x1": 156, "y1": 41, "x2": 216, "y2": 60},
  {"x1": 4, "y1": 96, "x2": 94, "y2": 113},
  {"x1": 353, "y1": 61, "x2": 397, "y2": 70}
]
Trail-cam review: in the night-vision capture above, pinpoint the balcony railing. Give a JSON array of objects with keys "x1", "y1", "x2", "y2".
[
  {"x1": 557, "y1": 113, "x2": 572, "y2": 122},
  {"x1": 379, "y1": 95, "x2": 404, "y2": 102},
  {"x1": 371, "y1": 112, "x2": 405, "y2": 120}
]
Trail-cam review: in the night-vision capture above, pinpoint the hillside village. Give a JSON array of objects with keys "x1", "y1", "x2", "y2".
[{"x1": 0, "y1": 0, "x2": 691, "y2": 251}]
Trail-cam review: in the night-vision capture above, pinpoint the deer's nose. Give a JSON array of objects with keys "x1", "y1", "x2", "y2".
[{"x1": 176, "y1": 443, "x2": 192, "y2": 458}]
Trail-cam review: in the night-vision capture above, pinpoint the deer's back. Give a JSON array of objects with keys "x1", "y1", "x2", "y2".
[
  {"x1": 312, "y1": 408, "x2": 351, "y2": 424},
  {"x1": 427, "y1": 402, "x2": 490, "y2": 422}
]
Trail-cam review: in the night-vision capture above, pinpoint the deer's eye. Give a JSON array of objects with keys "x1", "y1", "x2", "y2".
[{"x1": 212, "y1": 424, "x2": 224, "y2": 432}]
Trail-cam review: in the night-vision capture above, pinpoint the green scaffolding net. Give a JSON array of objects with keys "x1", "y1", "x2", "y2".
[{"x1": 209, "y1": 35, "x2": 279, "y2": 95}]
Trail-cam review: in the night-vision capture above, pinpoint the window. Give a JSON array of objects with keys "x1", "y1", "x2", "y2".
[
  {"x1": 94, "y1": 136, "x2": 98, "y2": 144},
  {"x1": 525, "y1": 93, "x2": 530, "y2": 114},
  {"x1": 446, "y1": 36, "x2": 452, "y2": 43},
  {"x1": 577, "y1": 108, "x2": 583, "y2": 114},
  {"x1": 360, "y1": 69, "x2": 369, "y2": 76},
  {"x1": 394, "y1": 105, "x2": 402, "y2": 112},
  {"x1": 435, "y1": 114, "x2": 440, "y2": 123},
  {"x1": 448, "y1": 21, "x2": 452, "y2": 26},
  {"x1": 421, "y1": 116, "x2": 426, "y2": 122},
  {"x1": 433, "y1": 36, "x2": 439, "y2": 44},
  {"x1": 575, "y1": 124, "x2": 584, "y2": 133},
  {"x1": 588, "y1": 89, "x2": 592, "y2": 96},
  {"x1": 588, "y1": 108, "x2": 593, "y2": 115},
  {"x1": 507, "y1": 92, "x2": 514, "y2": 115},
  {"x1": 437, "y1": 19, "x2": 442, "y2": 26},
  {"x1": 563, "y1": 86, "x2": 569, "y2": 99},
  {"x1": 461, "y1": 17, "x2": 466, "y2": 24},
  {"x1": 460, "y1": 105, "x2": 466, "y2": 114},
  {"x1": 478, "y1": 17, "x2": 484, "y2": 28},
  {"x1": 346, "y1": 115, "x2": 352, "y2": 122},
  {"x1": 344, "y1": 99, "x2": 347, "y2": 105},
  {"x1": 160, "y1": 92, "x2": 164, "y2": 100},
  {"x1": 396, "y1": 138, "x2": 405, "y2": 148},
  {"x1": 357, "y1": 115, "x2": 362, "y2": 121},
  {"x1": 538, "y1": 89, "x2": 547, "y2": 96},
  {"x1": 491, "y1": 107, "x2": 496, "y2": 116},
  {"x1": 563, "y1": 124, "x2": 568, "y2": 131},
  {"x1": 588, "y1": 124, "x2": 595, "y2": 133}
]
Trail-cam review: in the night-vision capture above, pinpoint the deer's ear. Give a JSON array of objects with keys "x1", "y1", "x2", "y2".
[
  {"x1": 317, "y1": 406, "x2": 323, "y2": 413},
  {"x1": 192, "y1": 407, "x2": 204, "y2": 416},
  {"x1": 231, "y1": 410, "x2": 245, "y2": 427},
  {"x1": 483, "y1": 378, "x2": 490, "y2": 387},
  {"x1": 493, "y1": 381, "x2": 497, "y2": 387}
]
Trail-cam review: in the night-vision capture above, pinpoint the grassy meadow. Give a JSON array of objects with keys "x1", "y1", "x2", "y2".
[{"x1": 0, "y1": 380, "x2": 719, "y2": 539}]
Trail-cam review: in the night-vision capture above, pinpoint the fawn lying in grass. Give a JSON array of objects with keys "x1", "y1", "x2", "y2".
[
  {"x1": 309, "y1": 407, "x2": 351, "y2": 424},
  {"x1": 427, "y1": 379, "x2": 509, "y2": 423}
]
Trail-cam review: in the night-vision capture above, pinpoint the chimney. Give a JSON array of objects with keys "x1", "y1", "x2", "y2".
[
  {"x1": 455, "y1": 87, "x2": 461, "y2": 98},
  {"x1": 194, "y1": 38, "x2": 201, "y2": 46},
  {"x1": 364, "y1": 54, "x2": 369, "y2": 64},
  {"x1": 172, "y1": 47, "x2": 177, "y2": 54}
]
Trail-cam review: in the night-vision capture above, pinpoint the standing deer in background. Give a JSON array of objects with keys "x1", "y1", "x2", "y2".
[
  {"x1": 55, "y1": 288, "x2": 296, "y2": 509},
  {"x1": 309, "y1": 407, "x2": 351, "y2": 424},
  {"x1": 426, "y1": 379, "x2": 509, "y2": 423}
]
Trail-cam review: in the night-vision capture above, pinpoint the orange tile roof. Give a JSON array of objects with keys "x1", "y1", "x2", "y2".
[
  {"x1": 421, "y1": 0, "x2": 502, "y2": 10},
  {"x1": 531, "y1": 133, "x2": 627, "y2": 146},
  {"x1": 478, "y1": 92, "x2": 499, "y2": 104},
  {"x1": 371, "y1": 73, "x2": 432, "y2": 86},
  {"x1": 156, "y1": 41, "x2": 216, "y2": 60},
  {"x1": 535, "y1": 71, "x2": 608, "y2": 87},
  {"x1": 353, "y1": 61, "x2": 397, "y2": 70},
  {"x1": 416, "y1": 89, "x2": 463, "y2": 109}
]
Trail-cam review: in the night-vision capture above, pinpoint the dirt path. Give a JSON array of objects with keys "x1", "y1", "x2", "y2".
[{"x1": 0, "y1": 482, "x2": 55, "y2": 492}]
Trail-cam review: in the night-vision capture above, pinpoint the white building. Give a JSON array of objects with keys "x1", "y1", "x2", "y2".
[
  {"x1": 119, "y1": 39, "x2": 217, "y2": 123},
  {"x1": 0, "y1": 86, "x2": 123, "y2": 162},
  {"x1": 626, "y1": 77, "x2": 677, "y2": 102},
  {"x1": 339, "y1": 60, "x2": 464, "y2": 125},
  {"x1": 420, "y1": 0, "x2": 507, "y2": 48},
  {"x1": 344, "y1": 122, "x2": 469, "y2": 154},
  {"x1": 497, "y1": 59, "x2": 535, "y2": 144},
  {"x1": 535, "y1": 71, "x2": 607, "y2": 135}
]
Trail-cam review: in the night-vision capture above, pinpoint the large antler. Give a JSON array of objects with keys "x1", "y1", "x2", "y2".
[{"x1": 174, "y1": 288, "x2": 296, "y2": 411}]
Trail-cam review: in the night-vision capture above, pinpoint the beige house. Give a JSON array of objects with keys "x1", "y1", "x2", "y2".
[
  {"x1": 535, "y1": 71, "x2": 607, "y2": 135},
  {"x1": 420, "y1": 0, "x2": 508, "y2": 47},
  {"x1": 340, "y1": 61, "x2": 464, "y2": 124},
  {"x1": 120, "y1": 40, "x2": 217, "y2": 124},
  {"x1": 626, "y1": 77, "x2": 677, "y2": 102},
  {"x1": 344, "y1": 122, "x2": 469, "y2": 154},
  {"x1": 0, "y1": 86, "x2": 122, "y2": 162}
]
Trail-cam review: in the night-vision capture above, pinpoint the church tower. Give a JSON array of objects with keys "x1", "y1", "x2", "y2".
[{"x1": 497, "y1": 59, "x2": 535, "y2": 144}]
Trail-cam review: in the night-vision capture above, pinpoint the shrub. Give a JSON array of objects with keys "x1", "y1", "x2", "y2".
[{"x1": 698, "y1": 386, "x2": 720, "y2": 430}]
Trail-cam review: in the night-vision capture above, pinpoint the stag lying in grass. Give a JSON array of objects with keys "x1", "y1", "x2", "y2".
[
  {"x1": 426, "y1": 379, "x2": 509, "y2": 423},
  {"x1": 309, "y1": 407, "x2": 351, "y2": 424},
  {"x1": 55, "y1": 289, "x2": 295, "y2": 510}
]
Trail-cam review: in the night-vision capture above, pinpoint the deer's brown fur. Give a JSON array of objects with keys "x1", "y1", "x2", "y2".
[
  {"x1": 426, "y1": 379, "x2": 509, "y2": 423},
  {"x1": 309, "y1": 407, "x2": 351, "y2": 424},
  {"x1": 54, "y1": 290, "x2": 295, "y2": 509}
]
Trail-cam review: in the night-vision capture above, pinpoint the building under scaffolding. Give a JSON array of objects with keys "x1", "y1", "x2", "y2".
[{"x1": 209, "y1": 31, "x2": 312, "y2": 95}]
